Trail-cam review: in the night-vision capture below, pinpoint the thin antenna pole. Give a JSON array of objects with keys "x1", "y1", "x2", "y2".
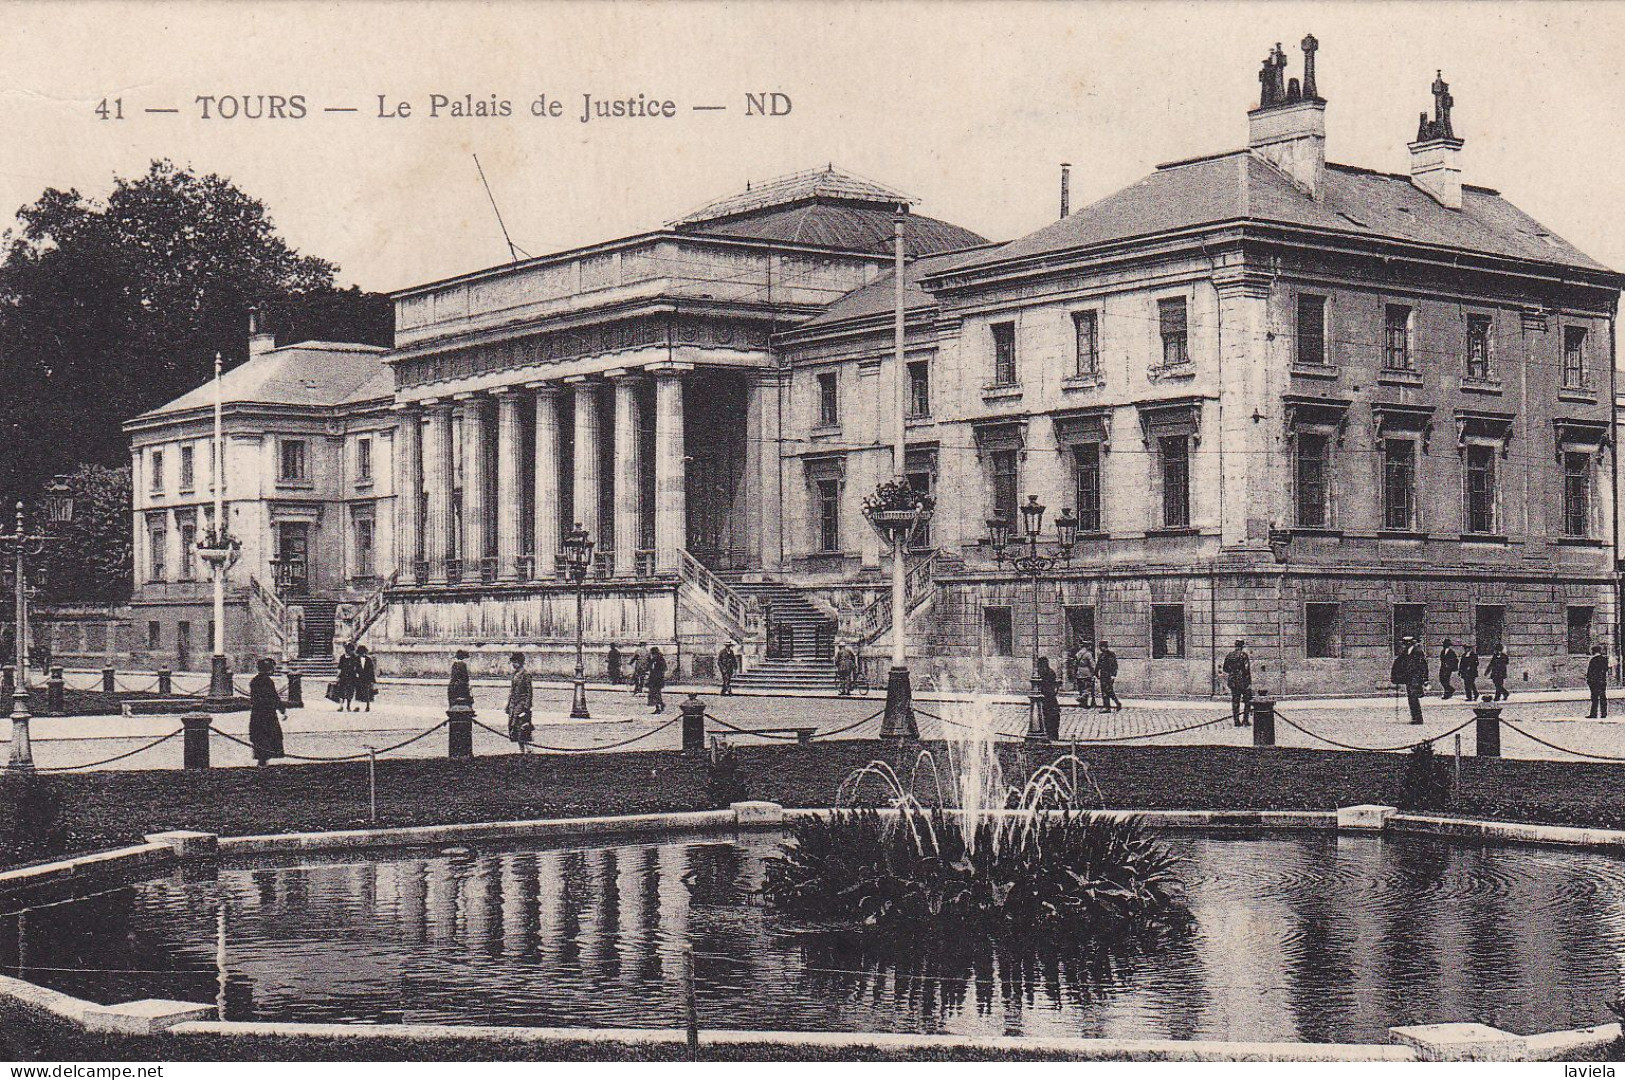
[{"x1": 474, "y1": 154, "x2": 521, "y2": 263}]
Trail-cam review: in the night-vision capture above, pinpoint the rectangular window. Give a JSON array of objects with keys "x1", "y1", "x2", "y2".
[
  {"x1": 907, "y1": 361, "x2": 930, "y2": 418},
  {"x1": 354, "y1": 518, "x2": 376, "y2": 578},
  {"x1": 991, "y1": 322, "x2": 1017, "y2": 386},
  {"x1": 906, "y1": 469, "x2": 933, "y2": 547},
  {"x1": 279, "y1": 440, "x2": 308, "y2": 483},
  {"x1": 1394, "y1": 603, "x2": 1426, "y2": 652},
  {"x1": 984, "y1": 607, "x2": 1014, "y2": 657},
  {"x1": 1475, "y1": 604, "x2": 1506, "y2": 654},
  {"x1": 1466, "y1": 314, "x2": 1492, "y2": 379},
  {"x1": 1306, "y1": 602, "x2": 1340, "y2": 658},
  {"x1": 356, "y1": 438, "x2": 372, "y2": 483},
  {"x1": 179, "y1": 446, "x2": 195, "y2": 491},
  {"x1": 1564, "y1": 326, "x2": 1589, "y2": 388},
  {"x1": 817, "y1": 372, "x2": 839, "y2": 426},
  {"x1": 1465, "y1": 444, "x2": 1496, "y2": 534},
  {"x1": 990, "y1": 449, "x2": 1019, "y2": 526},
  {"x1": 1160, "y1": 435, "x2": 1190, "y2": 528},
  {"x1": 1072, "y1": 443, "x2": 1102, "y2": 533},
  {"x1": 1158, "y1": 298, "x2": 1189, "y2": 367},
  {"x1": 1065, "y1": 606, "x2": 1096, "y2": 654},
  {"x1": 1297, "y1": 294, "x2": 1327, "y2": 366},
  {"x1": 1382, "y1": 439, "x2": 1416, "y2": 531},
  {"x1": 149, "y1": 450, "x2": 164, "y2": 493},
  {"x1": 1151, "y1": 604, "x2": 1185, "y2": 659},
  {"x1": 176, "y1": 621, "x2": 190, "y2": 664},
  {"x1": 1295, "y1": 432, "x2": 1330, "y2": 528},
  {"x1": 1384, "y1": 304, "x2": 1414, "y2": 371},
  {"x1": 1568, "y1": 606, "x2": 1594, "y2": 655},
  {"x1": 178, "y1": 522, "x2": 196, "y2": 580},
  {"x1": 1564, "y1": 451, "x2": 1592, "y2": 537},
  {"x1": 816, "y1": 478, "x2": 841, "y2": 552},
  {"x1": 147, "y1": 520, "x2": 167, "y2": 581},
  {"x1": 147, "y1": 621, "x2": 161, "y2": 651},
  {"x1": 1073, "y1": 310, "x2": 1100, "y2": 375}
]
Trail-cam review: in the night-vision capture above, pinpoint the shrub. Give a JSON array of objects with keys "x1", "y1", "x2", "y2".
[
  {"x1": 0, "y1": 772, "x2": 67, "y2": 867},
  {"x1": 1398, "y1": 740, "x2": 1454, "y2": 811},
  {"x1": 763, "y1": 808, "x2": 1186, "y2": 943}
]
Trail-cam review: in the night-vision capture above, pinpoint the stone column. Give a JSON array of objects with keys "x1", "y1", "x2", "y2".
[
  {"x1": 568, "y1": 377, "x2": 602, "y2": 547},
  {"x1": 749, "y1": 372, "x2": 783, "y2": 572},
  {"x1": 530, "y1": 383, "x2": 563, "y2": 577},
  {"x1": 457, "y1": 394, "x2": 489, "y2": 579},
  {"x1": 421, "y1": 400, "x2": 453, "y2": 583},
  {"x1": 609, "y1": 370, "x2": 643, "y2": 576},
  {"x1": 650, "y1": 363, "x2": 692, "y2": 573},
  {"x1": 493, "y1": 388, "x2": 523, "y2": 581},
  {"x1": 393, "y1": 404, "x2": 422, "y2": 579}
]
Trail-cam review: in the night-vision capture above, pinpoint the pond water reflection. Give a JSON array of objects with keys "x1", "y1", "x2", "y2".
[{"x1": 4, "y1": 831, "x2": 1625, "y2": 1044}]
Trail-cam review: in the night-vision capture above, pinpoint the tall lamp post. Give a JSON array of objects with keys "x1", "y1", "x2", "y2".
[
  {"x1": 988, "y1": 495, "x2": 1079, "y2": 742},
  {"x1": 2, "y1": 496, "x2": 64, "y2": 771},
  {"x1": 194, "y1": 352, "x2": 241, "y2": 700},
  {"x1": 561, "y1": 522, "x2": 595, "y2": 720}
]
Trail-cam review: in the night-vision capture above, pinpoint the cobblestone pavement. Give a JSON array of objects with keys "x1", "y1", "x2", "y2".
[{"x1": 5, "y1": 669, "x2": 1624, "y2": 772}]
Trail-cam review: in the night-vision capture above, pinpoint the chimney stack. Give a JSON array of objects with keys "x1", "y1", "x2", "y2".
[
  {"x1": 248, "y1": 308, "x2": 276, "y2": 359},
  {"x1": 1408, "y1": 70, "x2": 1464, "y2": 210},
  {"x1": 1059, "y1": 163, "x2": 1071, "y2": 219},
  {"x1": 1247, "y1": 35, "x2": 1327, "y2": 200}
]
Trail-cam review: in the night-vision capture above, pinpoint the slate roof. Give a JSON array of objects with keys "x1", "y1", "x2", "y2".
[
  {"x1": 669, "y1": 165, "x2": 988, "y2": 258},
  {"x1": 795, "y1": 246, "x2": 1002, "y2": 331},
  {"x1": 133, "y1": 341, "x2": 392, "y2": 422},
  {"x1": 947, "y1": 151, "x2": 1611, "y2": 276}
]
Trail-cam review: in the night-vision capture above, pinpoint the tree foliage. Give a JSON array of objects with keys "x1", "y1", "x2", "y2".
[
  {"x1": 0, "y1": 159, "x2": 391, "y2": 510},
  {"x1": 35, "y1": 464, "x2": 134, "y2": 604}
]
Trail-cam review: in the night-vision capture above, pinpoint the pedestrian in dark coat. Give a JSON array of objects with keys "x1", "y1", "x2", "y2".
[
  {"x1": 448, "y1": 650, "x2": 473, "y2": 707},
  {"x1": 248, "y1": 658, "x2": 286, "y2": 766},
  {"x1": 630, "y1": 644, "x2": 648, "y2": 695},
  {"x1": 1438, "y1": 639, "x2": 1459, "y2": 700},
  {"x1": 1586, "y1": 645, "x2": 1610, "y2": 719},
  {"x1": 1037, "y1": 657, "x2": 1062, "y2": 740},
  {"x1": 716, "y1": 643, "x2": 738, "y2": 695},
  {"x1": 1222, "y1": 640, "x2": 1253, "y2": 727},
  {"x1": 1390, "y1": 636, "x2": 1428, "y2": 724},
  {"x1": 1096, "y1": 642, "x2": 1123, "y2": 712},
  {"x1": 506, "y1": 651, "x2": 534, "y2": 745},
  {"x1": 1459, "y1": 645, "x2": 1480, "y2": 702},
  {"x1": 646, "y1": 646, "x2": 667, "y2": 713},
  {"x1": 334, "y1": 642, "x2": 359, "y2": 711},
  {"x1": 354, "y1": 646, "x2": 377, "y2": 712},
  {"x1": 1487, "y1": 646, "x2": 1511, "y2": 701},
  {"x1": 607, "y1": 643, "x2": 623, "y2": 685}
]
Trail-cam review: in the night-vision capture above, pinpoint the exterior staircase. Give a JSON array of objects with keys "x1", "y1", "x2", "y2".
[
  {"x1": 293, "y1": 597, "x2": 338, "y2": 666},
  {"x1": 727, "y1": 580, "x2": 842, "y2": 692}
]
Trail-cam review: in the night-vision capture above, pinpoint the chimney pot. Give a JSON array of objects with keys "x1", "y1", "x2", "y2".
[
  {"x1": 248, "y1": 308, "x2": 276, "y2": 359},
  {"x1": 1248, "y1": 34, "x2": 1327, "y2": 200},
  {"x1": 1409, "y1": 70, "x2": 1464, "y2": 210}
]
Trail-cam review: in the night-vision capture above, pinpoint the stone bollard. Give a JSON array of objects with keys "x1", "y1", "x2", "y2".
[
  {"x1": 46, "y1": 666, "x2": 64, "y2": 713},
  {"x1": 181, "y1": 713, "x2": 213, "y2": 770},
  {"x1": 1474, "y1": 703, "x2": 1502, "y2": 758},
  {"x1": 447, "y1": 703, "x2": 475, "y2": 760},
  {"x1": 680, "y1": 694, "x2": 707, "y2": 753},
  {"x1": 285, "y1": 671, "x2": 303, "y2": 709},
  {"x1": 102, "y1": 667, "x2": 116, "y2": 694},
  {"x1": 1, "y1": 665, "x2": 13, "y2": 701},
  {"x1": 157, "y1": 668, "x2": 173, "y2": 696},
  {"x1": 1251, "y1": 692, "x2": 1275, "y2": 747}
]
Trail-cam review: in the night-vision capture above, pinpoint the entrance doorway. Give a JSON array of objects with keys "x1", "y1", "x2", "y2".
[{"x1": 276, "y1": 522, "x2": 311, "y2": 595}]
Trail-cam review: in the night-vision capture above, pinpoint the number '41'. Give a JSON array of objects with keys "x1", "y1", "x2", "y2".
[{"x1": 95, "y1": 98, "x2": 124, "y2": 120}]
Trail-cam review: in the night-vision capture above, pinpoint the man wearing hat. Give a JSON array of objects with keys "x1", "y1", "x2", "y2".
[{"x1": 1390, "y1": 635, "x2": 1428, "y2": 725}]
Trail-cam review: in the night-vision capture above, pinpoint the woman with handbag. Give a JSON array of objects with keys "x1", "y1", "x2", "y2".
[{"x1": 354, "y1": 645, "x2": 377, "y2": 713}]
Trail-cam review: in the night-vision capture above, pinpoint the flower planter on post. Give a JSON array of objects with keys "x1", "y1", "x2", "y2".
[{"x1": 862, "y1": 482, "x2": 933, "y2": 741}]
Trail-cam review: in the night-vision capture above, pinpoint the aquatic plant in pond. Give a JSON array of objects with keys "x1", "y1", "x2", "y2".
[
  {"x1": 766, "y1": 694, "x2": 1185, "y2": 940},
  {"x1": 763, "y1": 807, "x2": 1185, "y2": 939}
]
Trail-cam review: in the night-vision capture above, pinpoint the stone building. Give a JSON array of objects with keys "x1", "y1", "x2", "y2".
[
  {"x1": 122, "y1": 324, "x2": 396, "y2": 673},
  {"x1": 123, "y1": 36, "x2": 1622, "y2": 695}
]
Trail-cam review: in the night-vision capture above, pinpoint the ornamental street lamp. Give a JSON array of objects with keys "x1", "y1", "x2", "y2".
[
  {"x1": 863, "y1": 480, "x2": 934, "y2": 739},
  {"x1": 561, "y1": 522, "x2": 595, "y2": 720},
  {"x1": 195, "y1": 351, "x2": 242, "y2": 699},
  {"x1": 1, "y1": 499, "x2": 62, "y2": 771},
  {"x1": 988, "y1": 495, "x2": 1080, "y2": 743}
]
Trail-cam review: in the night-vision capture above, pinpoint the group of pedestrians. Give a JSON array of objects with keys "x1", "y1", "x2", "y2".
[
  {"x1": 1064, "y1": 641, "x2": 1123, "y2": 712},
  {"x1": 602, "y1": 642, "x2": 670, "y2": 711},
  {"x1": 331, "y1": 641, "x2": 378, "y2": 712},
  {"x1": 1391, "y1": 637, "x2": 1515, "y2": 724}
]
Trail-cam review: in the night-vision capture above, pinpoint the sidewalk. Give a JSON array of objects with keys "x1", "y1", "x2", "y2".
[{"x1": 6, "y1": 672, "x2": 1625, "y2": 772}]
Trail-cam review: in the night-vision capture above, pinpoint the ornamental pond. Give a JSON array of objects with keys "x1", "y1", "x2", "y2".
[{"x1": 5, "y1": 828, "x2": 1625, "y2": 1045}]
